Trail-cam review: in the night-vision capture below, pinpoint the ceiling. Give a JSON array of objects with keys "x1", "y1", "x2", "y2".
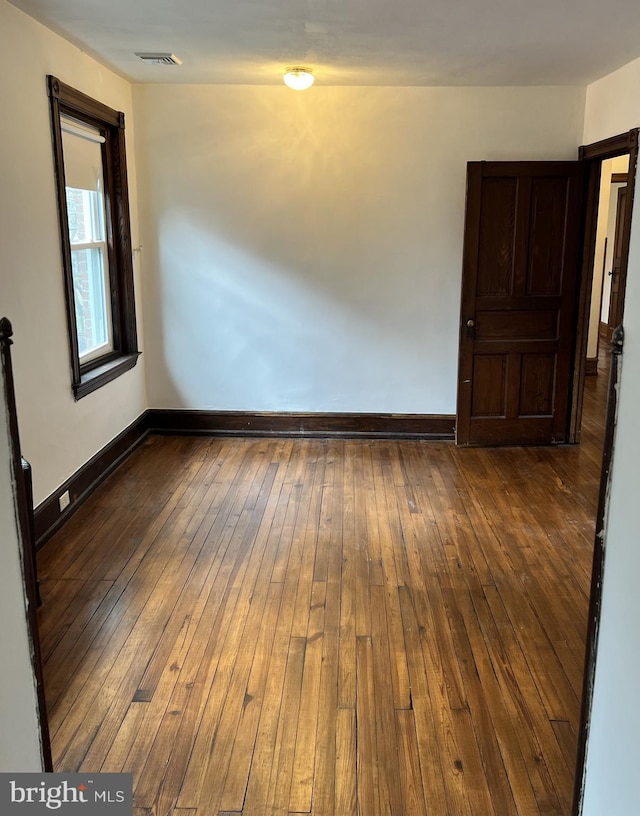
[{"x1": 10, "y1": 0, "x2": 640, "y2": 86}]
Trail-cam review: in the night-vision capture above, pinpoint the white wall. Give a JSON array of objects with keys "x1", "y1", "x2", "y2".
[
  {"x1": 583, "y1": 56, "x2": 640, "y2": 145},
  {"x1": 0, "y1": 0, "x2": 147, "y2": 505},
  {"x1": 134, "y1": 84, "x2": 585, "y2": 413},
  {"x1": 0, "y1": 374, "x2": 44, "y2": 770},
  {"x1": 581, "y1": 58, "x2": 640, "y2": 816}
]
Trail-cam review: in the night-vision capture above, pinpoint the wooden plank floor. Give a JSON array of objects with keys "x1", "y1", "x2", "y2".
[{"x1": 37, "y1": 363, "x2": 608, "y2": 816}]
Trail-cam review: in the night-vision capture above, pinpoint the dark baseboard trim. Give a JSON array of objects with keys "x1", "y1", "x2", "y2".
[
  {"x1": 147, "y1": 410, "x2": 456, "y2": 440},
  {"x1": 599, "y1": 321, "x2": 613, "y2": 343},
  {"x1": 585, "y1": 357, "x2": 599, "y2": 376},
  {"x1": 34, "y1": 412, "x2": 149, "y2": 549},
  {"x1": 33, "y1": 408, "x2": 455, "y2": 549}
]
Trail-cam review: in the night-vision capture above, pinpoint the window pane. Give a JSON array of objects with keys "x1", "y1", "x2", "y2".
[
  {"x1": 66, "y1": 188, "x2": 105, "y2": 244},
  {"x1": 71, "y1": 247, "x2": 112, "y2": 359}
]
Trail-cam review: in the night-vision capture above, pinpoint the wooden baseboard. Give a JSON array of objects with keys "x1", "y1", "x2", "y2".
[
  {"x1": 146, "y1": 410, "x2": 456, "y2": 440},
  {"x1": 34, "y1": 412, "x2": 150, "y2": 548},
  {"x1": 34, "y1": 409, "x2": 455, "y2": 549},
  {"x1": 599, "y1": 321, "x2": 613, "y2": 344},
  {"x1": 585, "y1": 357, "x2": 599, "y2": 376}
]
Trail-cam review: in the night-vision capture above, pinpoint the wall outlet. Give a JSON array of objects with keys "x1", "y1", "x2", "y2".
[{"x1": 59, "y1": 490, "x2": 71, "y2": 512}]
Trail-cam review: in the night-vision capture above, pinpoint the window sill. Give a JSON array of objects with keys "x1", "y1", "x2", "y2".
[{"x1": 73, "y1": 352, "x2": 141, "y2": 400}]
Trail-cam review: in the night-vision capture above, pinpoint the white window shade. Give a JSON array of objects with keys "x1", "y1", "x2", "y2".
[{"x1": 61, "y1": 116, "x2": 105, "y2": 192}]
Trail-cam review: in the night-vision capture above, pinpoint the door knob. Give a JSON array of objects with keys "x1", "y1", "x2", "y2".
[{"x1": 465, "y1": 318, "x2": 475, "y2": 338}]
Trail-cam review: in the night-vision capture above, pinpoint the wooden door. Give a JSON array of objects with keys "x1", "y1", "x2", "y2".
[
  {"x1": 607, "y1": 186, "x2": 627, "y2": 330},
  {"x1": 457, "y1": 161, "x2": 584, "y2": 446}
]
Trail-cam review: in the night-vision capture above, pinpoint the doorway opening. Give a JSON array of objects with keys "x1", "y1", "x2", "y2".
[
  {"x1": 455, "y1": 131, "x2": 637, "y2": 449},
  {"x1": 568, "y1": 129, "x2": 638, "y2": 444},
  {"x1": 585, "y1": 156, "x2": 629, "y2": 369}
]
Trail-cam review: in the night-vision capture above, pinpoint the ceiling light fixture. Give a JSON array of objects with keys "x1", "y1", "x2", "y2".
[{"x1": 283, "y1": 67, "x2": 314, "y2": 90}]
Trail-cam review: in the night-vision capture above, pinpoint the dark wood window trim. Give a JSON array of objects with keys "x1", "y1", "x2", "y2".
[{"x1": 47, "y1": 76, "x2": 140, "y2": 400}]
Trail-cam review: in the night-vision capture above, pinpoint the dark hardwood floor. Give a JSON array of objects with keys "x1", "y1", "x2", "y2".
[{"x1": 37, "y1": 361, "x2": 609, "y2": 816}]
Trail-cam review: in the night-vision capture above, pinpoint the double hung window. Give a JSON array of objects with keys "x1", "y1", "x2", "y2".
[{"x1": 48, "y1": 77, "x2": 139, "y2": 398}]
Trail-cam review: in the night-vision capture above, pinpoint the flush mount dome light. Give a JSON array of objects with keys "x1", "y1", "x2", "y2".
[{"x1": 283, "y1": 67, "x2": 314, "y2": 90}]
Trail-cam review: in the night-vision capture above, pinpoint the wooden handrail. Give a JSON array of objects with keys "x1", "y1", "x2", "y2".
[{"x1": 0, "y1": 316, "x2": 52, "y2": 769}]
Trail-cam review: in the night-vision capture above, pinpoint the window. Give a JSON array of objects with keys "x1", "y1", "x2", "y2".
[
  {"x1": 62, "y1": 118, "x2": 113, "y2": 364},
  {"x1": 48, "y1": 77, "x2": 139, "y2": 399}
]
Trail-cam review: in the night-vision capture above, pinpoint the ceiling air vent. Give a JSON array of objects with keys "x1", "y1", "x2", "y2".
[{"x1": 135, "y1": 52, "x2": 182, "y2": 66}]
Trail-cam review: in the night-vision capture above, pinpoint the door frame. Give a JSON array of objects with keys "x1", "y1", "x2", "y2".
[
  {"x1": 570, "y1": 129, "x2": 637, "y2": 813},
  {"x1": 567, "y1": 128, "x2": 638, "y2": 443},
  {"x1": 572, "y1": 325, "x2": 624, "y2": 815}
]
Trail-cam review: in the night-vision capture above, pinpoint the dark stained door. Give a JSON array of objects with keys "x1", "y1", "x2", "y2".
[
  {"x1": 457, "y1": 161, "x2": 584, "y2": 446},
  {"x1": 607, "y1": 185, "x2": 627, "y2": 330}
]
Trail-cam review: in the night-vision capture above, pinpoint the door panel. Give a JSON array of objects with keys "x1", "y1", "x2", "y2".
[
  {"x1": 527, "y1": 177, "x2": 568, "y2": 295},
  {"x1": 475, "y1": 310, "x2": 558, "y2": 341},
  {"x1": 457, "y1": 161, "x2": 584, "y2": 446},
  {"x1": 471, "y1": 355, "x2": 507, "y2": 416},
  {"x1": 520, "y1": 353, "x2": 556, "y2": 415},
  {"x1": 477, "y1": 178, "x2": 518, "y2": 296}
]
